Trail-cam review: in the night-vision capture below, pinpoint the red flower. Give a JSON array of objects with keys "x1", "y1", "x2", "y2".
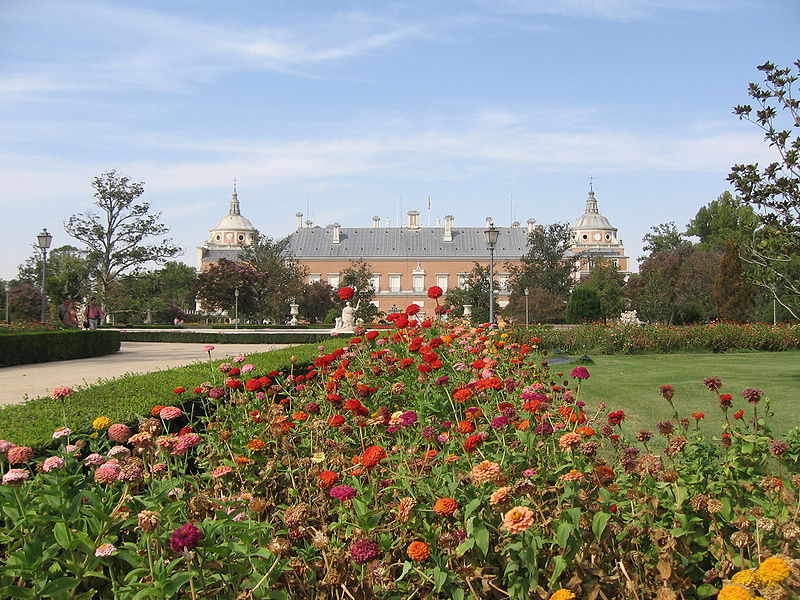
[
  {"x1": 361, "y1": 445, "x2": 387, "y2": 469},
  {"x1": 464, "y1": 434, "x2": 483, "y2": 454},
  {"x1": 607, "y1": 410, "x2": 626, "y2": 426},
  {"x1": 405, "y1": 304, "x2": 421, "y2": 316},
  {"x1": 733, "y1": 409, "x2": 744, "y2": 420},
  {"x1": 427, "y1": 286, "x2": 443, "y2": 299},
  {"x1": 318, "y1": 470, "x2": 339, "y2": 488},
  {"x1": 338, "y1": 287, "x2": 355, "y2": 301},
  {"x1": 245, "y1": 379, "x2": 262, "y2": 392},
  {"x1": 692, "y1": 412, "x2": 705, "y2": 420},
  {"x1": 173, "y1": 387, "x2": 185, "y2": 394},
  {"x1": 328, "y1": 415, "x2": 345, "y2": 427},
  {"x1": 366, "y1": 330, "x2": 379, "y2": 340},
  {"x1": 394, "y1": 315, "x2": 409, "y2": 328}
]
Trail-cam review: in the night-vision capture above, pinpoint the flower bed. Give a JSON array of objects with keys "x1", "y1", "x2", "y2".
[
  {"x1": 520, "y1": 322, "x2": 800, "y2": 354},
  {"x1": 1, "y1": 318, "x2": 798, "y2": 599}
]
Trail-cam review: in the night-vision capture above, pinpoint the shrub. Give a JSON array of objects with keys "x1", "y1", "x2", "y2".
[
  {"x1": 0, "y1": 331, "x2": 120, "y2": 367},
  {"x1": 565, "y1": 286, "x2": 602, "y2": 323}
]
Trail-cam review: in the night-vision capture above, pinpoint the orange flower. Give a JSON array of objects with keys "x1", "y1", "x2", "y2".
[
  {"x1": 407, "y1": 541, "x2": 430, "y2": 562},
  {"x1": 576, "y1": 426, "x2": 595, "y2": 437},
  {"x1": 397, "y1": 497, "x2": 416, "y2": 523},
  {"x1": 361, "y1": 446, "x2": 387, "y2": 468},
  {"x1": 515, "y1": 419, "x2": 530, "y2": 431},
  {"x1": 151, "y1": 405, "x2": 166, "y2": 417},
  {"x1": 433, "y1": 497, "x2": 459, "y2": 517},
  {"x1": 490, "y1": 486, "x2": 510, "y2": 506},
  {"x1": 246, "y1": 439, "x2": 265, "y2": 452},
  {"x1": 471, "y1": 460, "x2": 501, "y2": 484},
  {"x1": 292, "y1": 411, "x2": 308, "y2": 421},
  {"x1": 235, "y1": 456, "x2": 253, "y2": 465},
  {"x1": 458, "y1": 420, "x2": 475, "y2": 434},
  {"x1": 503, "y1": 505, "x2": 535, "y2": 534},
  {"x1": 558, "y1": 432, "x2": 582, "y2": 451},
  {"x1": 453, "y1": 388, "x2": 473, "y2": 403},
  {"x1": 318, "y1": 470, "x2": 339, "y2": 488}
]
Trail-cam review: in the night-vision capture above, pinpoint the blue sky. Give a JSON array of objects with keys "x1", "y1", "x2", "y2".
[{"x1": 1, "y1": 0, "x2": 798, "y2": 280}]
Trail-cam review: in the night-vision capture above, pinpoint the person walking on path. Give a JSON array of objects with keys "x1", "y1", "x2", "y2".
[{"x1": 85, "y1": 297, "x2": 103, "y2": 329}]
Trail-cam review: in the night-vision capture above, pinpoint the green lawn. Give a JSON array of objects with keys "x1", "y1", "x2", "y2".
[{"x1": 570, "y1": 351, "x2": 800, "y2": 438}]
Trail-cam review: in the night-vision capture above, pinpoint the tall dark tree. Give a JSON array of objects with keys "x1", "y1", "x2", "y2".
[
  {"x1": 565, "y1": 285, "x2": 602, "y2": 323},
  {"x1": 238, "y1": 234, "x2": 307, "y2": 323},
  {"x1": 195, "y1": 259, "x2": 260, "y2": 319},
  {"x1": 339, "y1": 259, "x2": 380, "y2": 323},
  {"x1": 506, "y1": 222, "x2": 573, "y2": 323},
  {"x1": 301, "y1": 280, "x2": 336, "y2": 324},
  {"x1": 109, "y1": 262, "x2": 197, "y2": 323},
  {"x1": 728, "y1": 60, "x2": 800, "y2": 319},
  {"x1": 713, "y1": 239, "x2": 756, "y2": 322},
  {"x1": 686, "y1": 192, "x2": 759, "y2": 249},
  {"x1": 65, "y1": 171, "x2": 181, "y2": 303}
]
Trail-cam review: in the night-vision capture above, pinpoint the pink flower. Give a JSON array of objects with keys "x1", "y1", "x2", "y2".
[
  {"x1": 50, "y1": 386, "x2": 73, "y2": 399},
  {"x1": 329, "y1": 485, "x2": 357, "y2": 501},
  {"x1": 84, "y1": 453, "x2": 106, "y2": 466},
  {"x1": 170, "y1": 523, "x2": 203, "y2": 553},
  {"x1": 7, "y1": 446, "x2": 33, "y2": 465},
  {"x1": 241, "y1": 364, "x2": 255, "y2": 373},
  {"x1": 233, "y1": 355, "x2": 246, "y2": 363},
  {"x1": 42, "y1": 456, "x2": 65, "y2": 472},
  {"x1": 0, "y1": 440, "x2": 15, "y2": 454},
  {"x1": 94, "y1": 463, "x2": 120, "y2": 484},
  {"x1": 211, "y1": 465, "x2": 233, "y2": 479},
  {"x1": 107, "y1": 424, "x2": 131, "y2": 443},
  {"x1": 158, "y1": 406, "x2": 183, "y2": 420},
  {"x1": 2, "y1": 468, "x2": 29, "y2": 486},
  {"x1": 52, "y1": 427, "x2": 72, "y2": 439},
  {"x1": 203, "y1": 345, "x2": 215, "y2": 353},
  {"x1": 95, "y1": 543, "x2": 117, "y2": 557},
  {"x1": 570, "y1": 367, "x2": 590, "y2": 380},
  {"x1": 350, "y1": 538, "x2": 381, "y2": 564}
]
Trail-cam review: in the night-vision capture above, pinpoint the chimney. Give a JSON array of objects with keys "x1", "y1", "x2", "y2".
[
  {"x1": 527, "y1": 218, "x2": 536, "y2": 234},
  {"x1": 305, "y1": 219, "x2": 313, "y2": 229},
  {"x1": 443, "y1": 214, "x2": 454, "y2": 242},
  {"x1": 332, "y1": 223, "x2": 341, "y2": 244},
  {"x1": 485, "y1": 216, "x2": 494, "y2": 227},
  {"x1": 407, "y1": 211, "x2": 419, "y2": 229},
  {"x1": 372, "y1": 216, "x2": 381, "y2": 228},
  {"x1": 512, "y1": 221, "x2": 520, "y2": 228},
  {"x1": 296, "y1": 212, "x2": 303, "y2": 230}
]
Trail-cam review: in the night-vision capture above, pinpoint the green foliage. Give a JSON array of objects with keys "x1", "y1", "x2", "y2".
[
  {"x1": 109, "y1": 261, "x2": 197, "y2": 324},
  {"x1": 237, "y1": 234, "x2": 307, "y2": 323},
  {"x1": 0, "y1": 331, "x2": 120, "y2": 367},
  {"x1": 65, "y1": 170, "x2": 181, "y2": 300},
  {"x1": 729, "y1": 60, "x2": 800, "y2": 319},
  {"x1": 195, "y1": 259, "x2": 259, "y2": 318},
  {"x1": 584, "y1": 258, "x2": 627, "y2": 322},
  {"x1": 565, "y1": 285, "x2": 602, "y2": 323},
  {"x1": 713, "y1": 239, "x2": 757, "y2": 322},
  {"x1": 301, "y1": 280, "x2": 336, "y2": 323},
  {"x1": 339, "y1": 259, "x2": 381, "y2": 323},
  {"x1": 17, "y1": 245, "x2": 91, "y2": 305},
  {"x1": 686, "y1": 192, "x2": 759, "y2": 249},
  {"x1": 443, "y1": 263, "x2": 497, "y2": 324},
  {"x1": 640, "y1": 221, "x2": 691, "y2": 258}
]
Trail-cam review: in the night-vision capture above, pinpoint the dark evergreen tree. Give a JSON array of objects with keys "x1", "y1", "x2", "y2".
[
  {"x1": 566, "y1": 285, "x2": 602, "y2": 323},
  {"x1": 713, "y1": 239, "x2": 756, "y2": 322}
]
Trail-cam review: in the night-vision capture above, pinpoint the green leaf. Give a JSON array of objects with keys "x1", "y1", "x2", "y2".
[
  {"x1": 452, "y1": 588, "x2": 465, "y2": 600},
  {"x1": 398, "y1": 561, "x2": 413, "y2": 581},
  {"x1": 473, "y1": 526, "x2": 490, "y2": 556},
  {"x1": 163, "y1": 572, "x2": 193, "y2": 598},
  {"x1": 455, "y1": 538, "x2": 474, "y2": 556},
  {"x1": 464, "y1": 498, "x2": 481, "y2": 520},
  {"x1": 1, "y1": 586, "x2": 36, "y2": 599},
  {"x1": 548, "y1": 556, "x2": 568, "y2": 587},
  {"x1": 52, "y1": 523, "x2": 71, "y2": 550},
  {"x1": 556, "y1": 522, "x2": 573, "y2": 548},
  {"x1": 591, "y1": 512, "x2": 611, "y2": 542},
  {"x1": 433, "y1": 567, "x2": 447, "y2": 592},
  {"x1": 696, "y1": 584, "x2": 719, "y2": 598},
  {"x1": 40, "y1": 577, "x2": 79, "y2": 598}
]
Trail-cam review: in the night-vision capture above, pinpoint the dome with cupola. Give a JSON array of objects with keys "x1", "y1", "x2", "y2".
[
  {"x1": 197, "y1": 185, "x2": 258, "y2": 271},
  {"x1": 571, "y1": 190, "x2": 619, "y2": 245}
]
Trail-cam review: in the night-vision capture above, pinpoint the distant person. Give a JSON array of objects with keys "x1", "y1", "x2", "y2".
[
  {"x1": 57, "y1": 300, "x2": 70, "y2": 324},
  {"x1": 66, "y1": 300, "x2": 78, "y2": 327},
  {"x1": 85, "y1": 297, "x2": 103, "y2": 330}
]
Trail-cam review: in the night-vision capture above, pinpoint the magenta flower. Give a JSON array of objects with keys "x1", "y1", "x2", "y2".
[
  {"x1": 570, "y1": 366, "x2": 590, "y2": 380},
  {"x1": 329, "y1": 485, "x2": 357, "y2": 501},
  {"x1": 350, "y1": 538, "x2": 381, "y2": 564},
  {"x1": 170, "y1": 523, "x2": 203, "y2": 552}
]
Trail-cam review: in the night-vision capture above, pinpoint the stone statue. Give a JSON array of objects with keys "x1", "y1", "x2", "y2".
[
  {"x1": 618, "y1": 310, "x2": 643, "y2": 326},
  {"x1": 334, "y1": 299, "x2": 360, "y2": 333}
]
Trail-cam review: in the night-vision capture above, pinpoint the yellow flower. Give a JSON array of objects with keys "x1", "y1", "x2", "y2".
[
  {"x1": 311, "y1": 452, "x2": 326, "y2": 464},
  {"x1": 731, "y1": 569, "x2": 761, "y2": 587},
  {"x1": 718, "y1": 584, "x2": 752, "y2": 600},
  {"x1": 92, "y1": 416, "x2": 111, "y2": 430},
  {"x1": 550, "y1": 590, "x2": 576, "y2": 600},
  {"x1": 757, "y1": 556, "x2": 790, "y2": 585}
]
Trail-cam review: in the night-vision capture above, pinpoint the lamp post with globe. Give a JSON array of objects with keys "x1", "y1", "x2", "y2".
[
  {"x1": 36, "y1": 228, "x2": 53, "y2": 323},
  {"x1": 483, "y1": 222, "x2": 499, "y2": 324},
  {"x1": 234, "y1": 288, "x2": 239, "y2": 328}
]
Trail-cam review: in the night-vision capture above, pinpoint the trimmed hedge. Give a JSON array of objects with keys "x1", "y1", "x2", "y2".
[
  {"x1": 0, "y1": 330, "x2": 120, "y2": 367},
  {"x1": 119, "y1": 330, "x2": 333, "y2": 344},
  {"x1": 515, "y1": 322, "x2": 800, "y2": 354}
]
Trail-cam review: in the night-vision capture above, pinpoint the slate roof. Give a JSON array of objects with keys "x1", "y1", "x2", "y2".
[
  {"x1": 200, "y1": 248, "x2": 244, "y2": 263},
  {"x1": 285, "y1": 226, "x2": 531, "y2": 259}
]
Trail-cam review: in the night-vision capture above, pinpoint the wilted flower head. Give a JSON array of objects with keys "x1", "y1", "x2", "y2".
[
  {"x1": 703, "y1": 377, "x2": 723, "y2": 392},
  {"x1": 95, "y1": 543, "x2": 117, "y2": 557}
]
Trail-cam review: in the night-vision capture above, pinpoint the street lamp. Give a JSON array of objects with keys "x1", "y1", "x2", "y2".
[
  {"x1": 524, "y1": 287, "x2": 530, "y2": 328},
  {"x1": 484, "y1": 221, "x2": 499, "y2": 324},
  {"x1": 4, "y1": 281, "x2": 9, "y2": 323},
  {"x1": 36, "y1": 228, "x2": 53, "y2": 323},
  {"x1": 234, "y1": 288, "x2": 239, "y2": 328}
]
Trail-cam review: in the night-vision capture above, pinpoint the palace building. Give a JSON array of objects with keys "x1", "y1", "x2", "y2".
[{"x1": 198, "y1": 187, "x2": 629, "y2": 315}]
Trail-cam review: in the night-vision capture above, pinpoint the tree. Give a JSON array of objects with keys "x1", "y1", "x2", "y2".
[
  {"x1": 301, "y1": 281, "x2": 336, "y2": 324},
  {"x1": 17, "y1": 245, "x2": 92, "y2": 306},
  {"x1": 629, "y1": 247, "x2": 720, "y2": 324},
  {"x1": 338, "y1": 260, "x2": 381, "y2": 323},
  {"x1": 728, "y1": 60, "x2": 800, "y2": 319},
  {"x1": 195, "y1": 259, "x2": 261, "y2": 319},
  {"x1": 685, "y1": 192, "x2": 759, "y2": 249},
  {"x1": 444, "y1": 263, "x2": 498, "y2": 324},
  {"x1": 506, "y1": 223, "x2": 574, "y2": 322},
  {"x1": 8, "y1": 283, "x2": 42, "y2": 322},
  {"x1": 109, "y1": 262, "x2": 197, "y2": 323},
  {"x1": 585, "y1": 257, "x2": 627, "y2": 322},
  {"x1": 566, "y1": 285, "x2": 602, "y2": 323},
  {"x1": 238, "y1": 234, "x2": 307, "y2": 323},
  {"x1": 713, "y1": 239, "x2": 756, "y2": 322},
  {"x1": 641, "y1": 222, "x2": 691, "y2": 257},
  {"x1": 65, "y1": 171, "x2": 181, "y2": 302}
]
